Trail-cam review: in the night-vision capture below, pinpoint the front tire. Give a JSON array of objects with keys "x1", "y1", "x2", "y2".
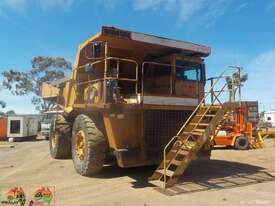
[
  {"x1": 49, "y1": 115, "x2": 72, "y2": 159},
  {"x1": 72, "y1": 114, "x2": 107, "y2": 176},
  {"x1": 234, "y1": 136, "x2": 249, "y2": 150}
]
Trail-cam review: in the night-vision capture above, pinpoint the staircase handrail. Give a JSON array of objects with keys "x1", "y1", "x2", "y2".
[{"x1": 162, "y1": 68, "x2": 233, "y2": 188}]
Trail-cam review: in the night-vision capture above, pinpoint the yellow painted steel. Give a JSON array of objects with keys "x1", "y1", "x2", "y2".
[
  {"x1": 250, "y1": 132, "x2": 265, "y2": 149},
  {"x1": 102, "y1": 112, "x2": 141, "y2": 151},
  {"x1": 162, "y1": 69, "x2": 229, "y2": 188},
  {"x1": 41, "y1": 82, "x2": 59, "y2": 99},
  {"x1": 73, "y1": 33, "x2": 102, "y2": 69},
  {"x1": 251, "y1": 129, "x2": 275, "y2": 149},
  {"x1": 76, "y1": 130, "x2": 86, "y2": 161}
]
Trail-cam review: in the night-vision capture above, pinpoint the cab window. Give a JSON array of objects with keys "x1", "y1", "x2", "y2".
[{"x1": 176, "y1": 61, "x2": 202, "y2": 81}]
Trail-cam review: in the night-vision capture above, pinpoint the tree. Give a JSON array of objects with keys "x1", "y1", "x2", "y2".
[
  {"x1": 0, "y1": 100, "x2": 6, "y2": 108},
  {"x1": 0, "y1": 82, "x2": 6, "y2": 109},
  {"x1": 6, "y1": 110, "x2": 15, "y2": 115},
  {"x1": 0, "y1": 100, "x2": 6, "y2": 117},
  {"x1": 0, "y1": 100, "x2": 5, "y2": 117},
  {"x1": 0, "y1": 85, "x2": 6, "y2": 115},
  {"x1": 2, "y1": 56, "x2": 72, "y2": 112}
]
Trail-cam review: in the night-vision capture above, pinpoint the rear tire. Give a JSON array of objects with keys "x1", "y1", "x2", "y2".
[
  {"x1": 49, "y1": 115, "x2": 72, "y2": 159},
  {"x1": 72, "y1": 114, "x2": 107, "y2": 176},
  {"x1": 234, "y1": 136, "x2": 249, "y2": 150}
]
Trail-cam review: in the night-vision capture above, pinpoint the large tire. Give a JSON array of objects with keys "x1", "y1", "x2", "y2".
[
  {"x1": 234, "y1": 136, "x2": 249, "y2": 150},
  {"x1": 49, "y1": 115, "x2": 72, "y2": 159},
  {"x1": 72, "y1": 114, "x2": 107, "y2": 176}
]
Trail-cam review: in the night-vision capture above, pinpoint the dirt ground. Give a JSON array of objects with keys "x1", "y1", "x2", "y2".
[{"x1": 0, "y1": 139, "x2": 275, "y2": 206}]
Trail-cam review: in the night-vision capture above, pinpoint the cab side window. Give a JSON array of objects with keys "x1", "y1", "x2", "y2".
[{"x1": 176, "y1": 61, "x2": 202, "y2": 82}]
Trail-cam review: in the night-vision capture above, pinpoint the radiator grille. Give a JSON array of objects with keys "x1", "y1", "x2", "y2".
[{"x1": 143, "y1": 110, "x2": 191, "y2": 159}]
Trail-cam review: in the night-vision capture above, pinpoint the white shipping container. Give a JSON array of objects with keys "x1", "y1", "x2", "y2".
[
  {"x1": 264, "y1": 111, "x2": 275, "y2": 127},
  {"x1": 7, "y1": 115, "x2": 40, "y2": 140}
]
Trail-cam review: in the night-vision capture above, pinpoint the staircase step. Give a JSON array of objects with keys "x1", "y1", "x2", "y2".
[
  {"x1": 189, "y1": 129, "x2": 205, "y2": 133},
  {"x1": 170, "y1": 148, "x2": 190, "y2": 156},
  {"x1": 202, "y1": 105, "x2": 222, "y2": 109},
  {"x1": 149, "y1": 180, "x2": 164, "y2": 187},
  {"x1": 170, "y1": 159, "x2": 182, "y2": 166},
  {"x1": 190, "y1": 123, "x2": 209, "y2": 126},
  {"x1": 196, "y1": 114, "x2": 216, "y2": 117},
  {"x1": 183, "y1": 131, "x2": 204, "y2": 136},
  {"x1": 165, "y1": 159, "x2": 182, "y2": 166},
  {"x1": 193, "y1": 129, "x2": 205, "y2": 132},
  {"x1": 157, "y1": 169, "x2": 175, "y2": 177},
  {"x1": 150, "y1": 178, "x2": 179, "y2": 188},
  {"x1": 177, "y1": 149, "x2": 190, "y2": 155}
]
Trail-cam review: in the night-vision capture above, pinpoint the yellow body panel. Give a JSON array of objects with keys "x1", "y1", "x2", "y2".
[
  {"x1": 41, "y1": 82, "x2": 59, "y2": 99},
  {"x1": 103, "y1": 111, "x2": 142, "y2": 150}
]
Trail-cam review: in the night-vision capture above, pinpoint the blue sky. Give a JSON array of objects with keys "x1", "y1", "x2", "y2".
[{"x1": 0, "y1": 0, "x2": 275, "y2": 113}]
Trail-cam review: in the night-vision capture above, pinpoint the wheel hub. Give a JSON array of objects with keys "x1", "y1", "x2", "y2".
[
  {"x1": 239, "y1": 139, "x2": 247, "y2": 147},
  {"x1": 76, "y1": 130, "x2": 86, "y2": 161}
]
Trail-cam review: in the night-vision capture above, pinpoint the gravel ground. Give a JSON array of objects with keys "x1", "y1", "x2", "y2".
[{"x1": 0, "y1": 138, "x2": 275, "y2": 206}]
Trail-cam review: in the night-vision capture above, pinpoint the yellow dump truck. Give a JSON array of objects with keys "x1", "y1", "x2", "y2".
[{"x1": 42, "y1": 26, "x2": 240, "y2": 188}]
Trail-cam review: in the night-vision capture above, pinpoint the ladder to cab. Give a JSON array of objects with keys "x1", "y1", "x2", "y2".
[{"x1": 149, "y1": 69, "x2": 242, "y2": 188}]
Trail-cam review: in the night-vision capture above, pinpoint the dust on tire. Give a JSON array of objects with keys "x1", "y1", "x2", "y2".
[
  {"x1": 72, "y1": 114, "x2": 107, "y2": 176},
  {"x1": 49, "y1": 114, "x2": 72, "y2": 159},
  {"x1": 234, "y1": 136, "x2": 249, "y2": 150}
]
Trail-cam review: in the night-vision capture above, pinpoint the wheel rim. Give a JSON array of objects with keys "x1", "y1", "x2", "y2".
[
  {"x1": 239, "y1": 138, "x2": 247, "y2": 147},
  {"x1": 76, "y1": 130, "x2": 86, "y2": 161},
  {"x1": 51, "y1": 130, "x2": 57, "y2": 148}
]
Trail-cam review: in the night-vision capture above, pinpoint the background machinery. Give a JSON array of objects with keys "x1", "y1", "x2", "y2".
[{"x1": 213, "y1": 101, "x2": 259, "y2": 150}]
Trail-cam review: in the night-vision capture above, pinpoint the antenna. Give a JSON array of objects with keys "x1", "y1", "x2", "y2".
[{"x1": 226, "y1": 65, "x2": 247, "y2": 102}]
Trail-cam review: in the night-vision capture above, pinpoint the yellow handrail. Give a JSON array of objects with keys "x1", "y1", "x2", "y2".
[
  {"x1": 162, "y1": 68, "x2": 233, "y2": 188},
  {"x1": 74, "y1": 56, "x2": 139, "y2": 103}
]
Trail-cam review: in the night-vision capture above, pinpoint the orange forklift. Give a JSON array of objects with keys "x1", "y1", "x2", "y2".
[{"x1": 213, "y1": 101, "x2": 259, "y2": 150}]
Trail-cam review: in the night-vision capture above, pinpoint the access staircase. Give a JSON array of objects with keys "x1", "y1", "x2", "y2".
[{"x1": 149, "y1": 69, "x2": 241, "y2": 189}]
